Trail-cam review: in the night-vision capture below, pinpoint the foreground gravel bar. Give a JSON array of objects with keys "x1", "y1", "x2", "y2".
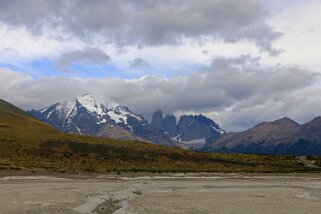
[{"x1": 1, "y1": 173, "x2": 321, "y2": 214}]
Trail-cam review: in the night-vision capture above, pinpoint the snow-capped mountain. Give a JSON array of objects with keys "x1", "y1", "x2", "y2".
[
  {"x1": 151, "y1": 111, "x2": 225, "y2": 149},
  {"x1": 29, "y1": 94, "x2": 175, "y2": 146}
]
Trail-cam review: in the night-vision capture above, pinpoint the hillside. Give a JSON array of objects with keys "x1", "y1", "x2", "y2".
[
  {"x1": 206, "y1": 117, "x2": 321, "y2": 155},
  {"x1": 0, "y1": 99, "x2": 312, "y2": 173}
]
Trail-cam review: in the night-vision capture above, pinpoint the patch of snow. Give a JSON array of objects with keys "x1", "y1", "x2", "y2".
[
  {"x1": 128, "y1": 124, "x2": 134, "y2": 132},
  {"x1": 171, "y1": 135, "x2": 180, "y2": 141},
  {"x1": 107, "y1": 105, "x2": 143, "y2": 132},
  {"x1": 46, "y1": 110, "x2": 52, "y2": 119},
  {"x1": 59, "y1": 101, "x2": 77, "y2": 125},
  {"x1": 59, "y1": 101, "x2": 77, "y2": 119},
  {"x1": 47, "y1": 101, "x2": 78, "y2": 127},
  {"x1": 76, "y1": 94, "x2": 110, "y2": 124},
  {"x1": 76, "y1": 94, "x2": 104, "y2": 116},
  {"x1": 113, "y1": 105, "x2": 142, "y2": 121},
  {"x1": 74, "y1": 122, "x2": 82, "y2": 135},
  {"x1": 97, "y1": 118, "x2": 107, "y2": 124},
  {"x1": 40, "y1": 108, "x2": 48, "y2": 113},
  {"x1": 211, "y1": 125, "x2": 225, "y2": 135},
  {"x1": 108, "y1": 111, "x2": 127, "y2": 124},
  {"x1": 177, "y1": 137, "x2": 207, "y2": 148},
  {"x1": 128, "y1": 113, "x2": 142, "y2": 121},
  {"x1": 178, "y1": 138, "x2": 206, "y2": 145}
]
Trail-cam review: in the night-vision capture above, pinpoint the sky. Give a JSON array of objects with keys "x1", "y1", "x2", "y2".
[{"x1": 0, "y1": 0, "x2": 321, "y2": 131}]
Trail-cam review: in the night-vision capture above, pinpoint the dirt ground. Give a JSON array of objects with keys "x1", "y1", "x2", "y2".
[{"x1": 1, "y1": 172, "x2": 321, "y2": 214}]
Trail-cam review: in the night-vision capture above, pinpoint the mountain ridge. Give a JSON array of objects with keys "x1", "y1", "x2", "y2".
[
  {"x1": 206, "y1": 116, "x2": 321, "y2": 155},
  {"x1": 29, "y1": 94, "x2": 175, "y2": 146},
  {"x1": 151, "y1": 110, "x2": 225, "y2": 149},
  {"x1": 1, "y1": 98, "x2": 306, "y2": 173}
]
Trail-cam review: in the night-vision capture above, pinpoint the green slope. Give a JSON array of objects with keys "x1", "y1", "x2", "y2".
[{"x1": 0, "y1": 99, "x2": 310, "y2": 173}]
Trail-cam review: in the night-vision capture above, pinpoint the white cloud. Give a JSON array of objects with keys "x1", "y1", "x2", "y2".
[
  {"x1": 0, "y1": 0, "x2": 321, "y2": 132},
  {"x1": 1, "y1": 56, "x2": 319, "y2": 131},
  {"x1": 265, "y1": 1, "x2": 321, "y2": 72},
  {"x1": 0, "y1": 0, "x2": 282, "y2": 72}
]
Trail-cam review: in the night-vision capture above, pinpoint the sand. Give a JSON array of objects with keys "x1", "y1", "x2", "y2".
[{"x1": 1, "y1": 173, "x2": 321, "y2": 213}]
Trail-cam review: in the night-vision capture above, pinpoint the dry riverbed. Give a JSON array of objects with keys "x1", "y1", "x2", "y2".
[{"x1": 1, "y1": 171, "x2": 321, "y2": 214}]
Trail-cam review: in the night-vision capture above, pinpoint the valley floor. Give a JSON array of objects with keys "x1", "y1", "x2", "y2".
[{"x1": 1, "y1": 172, "x2": 321, "y2": 213}]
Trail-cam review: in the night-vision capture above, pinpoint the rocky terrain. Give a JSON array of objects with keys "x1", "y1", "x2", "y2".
[{"x1": 151, "y1": 110, "x2": 225, "y2": 149}]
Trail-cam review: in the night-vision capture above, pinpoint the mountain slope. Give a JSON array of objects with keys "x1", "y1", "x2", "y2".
[
  {"x1": 0, "y1": 99, "x2": 306, "y2": 173},
  {"x1": 206, "y1": 117, "x2": 321, "y2": 155},
  {"x1": 0, "y1": 99, "x2": 58, "y2": 134},
  {"x1": 29, "y1": 94, "x2": 174, "y2": 146}
]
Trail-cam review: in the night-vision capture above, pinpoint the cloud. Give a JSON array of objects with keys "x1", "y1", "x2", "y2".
[
  {"x1": 129, "y1": 58, "x2": 151, "y2": 69},
  {"x1": 202, "y1": 50, "x2": 209, "y2": 55},
  {"x1": 0, "y1": 1, "x2": 321, "y2": 134},
  {"x1": 0, "y1": 0, "x2": 281, "y2": 54},
  {"x1": 56, "y1": 47, "x2": 111, "y2": 71},
  {"x1": 1, "y1": 55, "x2": 319, "y2": 131}
]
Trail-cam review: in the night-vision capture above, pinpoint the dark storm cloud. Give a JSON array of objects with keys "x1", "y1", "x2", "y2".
[
  {"x1": 0, "y1": 56, "x2": 318, "y2": 131},
  {"x1": 0, "y1": 0, "x2": 281, "y2": 53},
  {"x1": 56, "y1": 47, "x2": 111, "y2": 71}
]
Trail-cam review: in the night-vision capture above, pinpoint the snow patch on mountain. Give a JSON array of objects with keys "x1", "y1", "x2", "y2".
[
  {"x1": 53, "y1": 101, "x2": 77, "y2": 122},
  {"x1": 74, "y1": 122, "x2": 82, "y2": 135},
  {"x1": 179, "y1": 138, "x2": 206, "y2": 145},
  {"x1": 46, "y1": 110, "x2": 53, "y2": 119},
  {"x1": 211, "y1": 125, "x2": 225, "y2": 135},
  {"x1": 76, "y1": 94, "x2": 104, "y2": 116},
  {"x1": 108, "y1": 111, "x2": 127, "y2": 124}
]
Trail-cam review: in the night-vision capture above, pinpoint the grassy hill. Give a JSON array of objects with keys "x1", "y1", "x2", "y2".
[{"x1": 0, "y1": 99, "x2": 313, "y2": 173}]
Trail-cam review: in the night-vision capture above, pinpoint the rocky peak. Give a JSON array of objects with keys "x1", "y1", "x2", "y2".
[
  {"x1": 273, "y1": 117, "x2": 300, "y2": 128},
  {"x1": 76, "y1": 94, "x2": 105, "y2": 116},
  {"x1": 307, "y1": 116, "x2": 321, "y2": 125},
  {"x1": 151, "y1": 110, "x2": 225, "y2": 149},
  {"x1": 151, "y1": 110, "x2": 164, "y2": 130},
  {"x1": 300, "y1": 116, "x2": 321, "y2": 134},
  {"x1": 163, "y1": 115, "x2": 177, "y2": 138}
]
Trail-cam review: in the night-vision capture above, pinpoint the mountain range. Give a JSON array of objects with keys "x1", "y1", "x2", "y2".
[
  {"x1": 205, "y1": 117, "x2": 321, "y2": 155},
  {"x1": 2, "y1": 98, "x2": 301, "y2": 173},
  {"x1": 29, "y1": 94, "x2": 175, "y2": 146},
  {"x1": 28, "y1": 94, "x2": 321, "y2": 155},
  {"x1": 29, "y1": 94, "x2": 225, "y2": 149}
]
